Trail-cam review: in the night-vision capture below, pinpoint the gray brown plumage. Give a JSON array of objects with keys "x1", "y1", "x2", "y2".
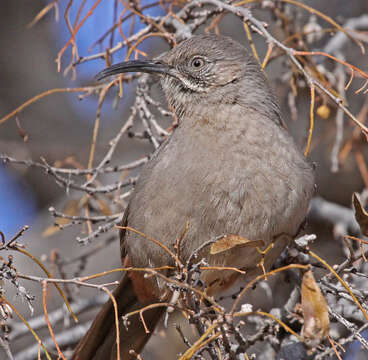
[{"x1": 72, "y1": 34, "x2": 315, "y2": 359}]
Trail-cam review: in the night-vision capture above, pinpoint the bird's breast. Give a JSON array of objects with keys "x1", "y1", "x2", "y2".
[{"x1": 124, "y1": 108, "x2": 314, "y2": 274}]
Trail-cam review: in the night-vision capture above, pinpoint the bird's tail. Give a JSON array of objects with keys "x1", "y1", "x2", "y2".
[{"x1": 71, "y1": 275, "x2": 164, "y2": 360}]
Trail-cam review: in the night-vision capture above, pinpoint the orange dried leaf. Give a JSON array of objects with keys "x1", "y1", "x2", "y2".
[
  {"x1": 301, "y1": 270, "x2": 330, "y2": 348},
  {"x1": 353, "y1": 193, "x2": 368, "y2": 236},
  {"x1": 210, "y1": 234, "x2": 265, "y2": 255}
]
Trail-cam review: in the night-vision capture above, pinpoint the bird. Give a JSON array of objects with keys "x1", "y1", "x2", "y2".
[{"x1": 72, "y1": 34, "x2": 315, "y2": 359}]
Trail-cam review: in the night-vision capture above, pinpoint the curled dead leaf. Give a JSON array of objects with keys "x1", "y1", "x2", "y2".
[
  {"x1": 301, "y1": 270, "x2": 330, "y2": 348},
  {"x1": 210, "y1": 234, "x2": 265, "y2": 255},
  {"x1": 353, "y1": 192, "x2": 368, "y2": 236}
]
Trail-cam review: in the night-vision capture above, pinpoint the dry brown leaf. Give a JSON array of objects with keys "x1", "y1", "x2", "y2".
[
  {"x1": 353, "y1": 192, "x2": 368, "y2": 236},
  {"x1": 301, "y1": 270, "x2": 330, "y2": 348},
  {"x1": 42, "y1": 199, "x2": 80, "y2": 237},
  {"x1": 210, "y1": 234, "x2": 265, "y2": 255}
]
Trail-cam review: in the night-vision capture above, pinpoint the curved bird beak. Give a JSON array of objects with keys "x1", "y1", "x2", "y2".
[{"x1": 95, "y1": 60, "x2": 175, "y2": 81}]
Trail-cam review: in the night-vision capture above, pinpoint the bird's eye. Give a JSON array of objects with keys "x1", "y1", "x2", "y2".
[{"x1": 191, "y1": 57, "x2": 205, "y2": 69}]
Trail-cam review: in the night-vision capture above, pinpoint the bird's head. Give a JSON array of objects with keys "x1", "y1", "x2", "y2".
[{"x1": 96, "y1": 35, "x2": 278, "y2": 120}]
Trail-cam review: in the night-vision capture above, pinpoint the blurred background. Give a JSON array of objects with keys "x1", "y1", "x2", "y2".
[{"x1": 1, "y1": 0, "x2": 368, "y2": 359}]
